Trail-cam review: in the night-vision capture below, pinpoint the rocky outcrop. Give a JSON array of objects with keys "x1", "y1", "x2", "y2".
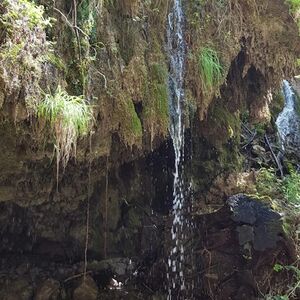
[{"x1": 193, "y1": 194, "x2": 296, "y2": 299}]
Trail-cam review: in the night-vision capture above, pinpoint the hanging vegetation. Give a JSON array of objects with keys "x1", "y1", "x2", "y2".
[
  {"x1": 0, "y1": 0, "x2": 52, "y2": 113},
  {"x1": 37, "y1": 86, "x2": 93, "y2": 170},
  {"x1": 198, "y1": 47, "x2": 224, "y2": 96}
]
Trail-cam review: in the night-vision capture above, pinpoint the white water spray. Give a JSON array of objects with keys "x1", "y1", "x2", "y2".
[
  {"x1": 167, "y1": 0, "x2": 187, "y2": 297},
  {"x1": 276, "y1": 80, "x2": 300, "y2": 151}
]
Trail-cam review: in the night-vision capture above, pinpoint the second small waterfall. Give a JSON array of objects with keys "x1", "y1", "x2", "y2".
[
  {"x1": 166, "y1": 0, "x2": 188, "y2": 298},
  {"x1": 276, "y1": 80, "x2": 300, "y2": 152}
]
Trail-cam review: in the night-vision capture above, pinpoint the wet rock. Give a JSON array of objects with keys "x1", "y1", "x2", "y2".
[
  {"x1": 73, "y1": 276, "x2": 98, "y2": 300},
  {"x1": 88, "y1": 258, "x2": 135, "y2": 277},
  {"x1": 34, "y1": 279, "x2": 60, "y2": 300}
]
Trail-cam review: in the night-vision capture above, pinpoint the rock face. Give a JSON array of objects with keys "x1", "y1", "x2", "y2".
[
  {"x1": 194, "y1": 194, "x2": 293, "y2": 300},
  {"x1": 0, "y1": 0, "x2": 298, "y2": 260},
  {"x1": 0, "y1": 0, "x2": 299, "y2": 299}
]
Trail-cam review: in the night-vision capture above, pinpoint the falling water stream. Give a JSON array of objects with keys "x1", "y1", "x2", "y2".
[
  {"x1": 276, "y1": 80, "x2": 300, "y2": 152},
  {"x1": 166, "y1": 0, "x2": 187, "y2": 298}
]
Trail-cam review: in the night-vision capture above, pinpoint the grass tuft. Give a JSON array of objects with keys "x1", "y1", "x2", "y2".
[
  {"x1": 198, "y1": 47, "x2": 224, "y2": 95},
  {"x1": 37, "y1": 86, "x2": 93, "y2": 172}
]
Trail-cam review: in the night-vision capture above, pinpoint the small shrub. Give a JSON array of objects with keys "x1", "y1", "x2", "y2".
[
  {"x1": 283, "y1": 170, "x2": 300, "y2": 205},
  {"x1": 287, "y1": 0, "x2": 300, "y2": 15},
  {"x1": 266, "y1": 263, "x2": 300, "y2": 299},
  {"x1": 255, "y1": 167, "x2": 300, "y2": 207},
  {"x1": 255, "y1": 168, "x2": 300, "y2": 299},
  {"x1": 255, "y1": 168, "x2": 282, "y2": 200},
  {"x1": 37, "y1": 86, "x2": 93, "y2": 171},
  {"x1": 198, "y1": 47, "x2": 224, "y2": 95},
  {"x1": 286, "y1": 0, "x2": 300, "y2": 32}
]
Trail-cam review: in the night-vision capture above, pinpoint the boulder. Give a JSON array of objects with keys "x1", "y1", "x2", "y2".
[
  {"x1": 34, "y1": 279, "x2": 60, "y2": 300},
  {"x1": 193, "y1": 194, "x2": 294, "y2": 299},
  {"x1": 73, "y1": 276, "x2": 98, "y2": 300},
  {"x1": 227, "y1": 194, "x2": 283, "y2": 251}
]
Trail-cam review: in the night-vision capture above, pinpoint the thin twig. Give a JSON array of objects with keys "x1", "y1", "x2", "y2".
[
  {"x1": 64, "y1": 271, "x2": 92, "y2": 283},
  {"x1": 264, "y1": 134, "x2": 283, "y2": 178},
  {"x1": 84, "y1": 132, "x2": 93, "y2": 281},
  {"x1": 242, "y1": 131, "x2": 257, "y2": 149},
  {"x1": 53, "y1": 7, "x2": 89, "y2": 38},
  {"x1": 96, "y1": 71, "x2": 107, "y2": 89},
  {"x1": 104, "y1": 154, "x2": 109, "y2": 259},
  {"x1": 242, "y1": 123, "x2": 254, "y2": 136}
]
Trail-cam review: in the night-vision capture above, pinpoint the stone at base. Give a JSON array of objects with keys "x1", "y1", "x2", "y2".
[
  {"x1": 73, "y1": 276, "x2": 98, "y2": 300},
  {"x1": 34, "y1": 279, "x2": 60, "y2": 300}
]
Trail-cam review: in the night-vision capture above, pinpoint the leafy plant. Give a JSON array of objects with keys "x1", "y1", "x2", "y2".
[
  {"x1": 255, "y1": 168, "x2": 282, "y2": 201},
  {"x1": 266, "y1": 263, "x2": 300, "y2": 299},
  {"x1": 287, "y1": 0, "x2": 300, "y2": 15},
  {"x1": 198, "y1": 47, "x2": 224, "y2": 95},
  {"x1": 283, "y1": 170, "x2": 300, "y2": 205},
  {"x1": 255, "y1": 167, "x2": 300, "y2": 207},
  {"x1": 254, "y1": 167, "x2": 300, "y2": 236},
  {"x1": 37, "y1": 86, "x2": 93, "y2": 184}
]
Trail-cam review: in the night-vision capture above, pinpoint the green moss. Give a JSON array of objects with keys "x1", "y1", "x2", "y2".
[
  {"x1": 286, "y1": 0, "x2": 300, "y2": 28},
  {"x1": 46, "y1": 52, "x2": 67, "y2": 72},
  {"x1": 143, "y1": 63, "x2": 169, "y2": 132},
  {"x1": 151, "y1": 83, "x2": 169, "y2": 118},
  {"x1": 116, "y1": 19, "x2": 138, "y2": 65},
  {"x1": 149, "y1": 63, "x2": 167, "y2": 83},
  {"x1": 63, "y1": 0, "x2": 100, "y2": 95},
  {"x1": 124, "y1": 99, "x2": 142, "y2": 138},
  {"x1": 0, "y1": 0, "x2": 52, "y2": 112},
  {"x1": 203, "y1": 103, "x2": 243, "y2": 171},
  {"x1": 211, "y1": 105, "x2": 240, "y2": 141},
  {"x1": 271, "y1": 91, "x2": 285, "y2": 119},
  {"x1": 253, "y1": 123, "x2": 267, "y2": 135}
]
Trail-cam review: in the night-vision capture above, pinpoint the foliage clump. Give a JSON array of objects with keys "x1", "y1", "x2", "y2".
[
  {"x1": 255, "y1": 167, "x2": 300, "y2": 207},
  {"x1": 0, "y1": 0, "x2": 52, "y2": 113},
  {"x1": 287, "y1": 0, "x2": 300, "y2": 20},
  {"x1": 198, "y1": 47, "x2": 224, "y2": 96},
  {"x1": 283, "y1": 169, "x2": 300, "y2": 205},
  {"x1": 37, "y1": 86, "x2": 93, "y2": 170},
  {"x1": 266, "y1": 263, "x2": 300, "y2": 300},
  {"x1": 255, "y1": 168, "x2": 300, "y2": 299}
]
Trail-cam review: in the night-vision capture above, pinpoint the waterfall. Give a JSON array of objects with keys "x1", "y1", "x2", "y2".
[
  {"x1": 276, "y1": 80, "x2": 300, "y2": 152},
  {"x1": 166, "y1": 0, "x2": 187, "y2": 298}
]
